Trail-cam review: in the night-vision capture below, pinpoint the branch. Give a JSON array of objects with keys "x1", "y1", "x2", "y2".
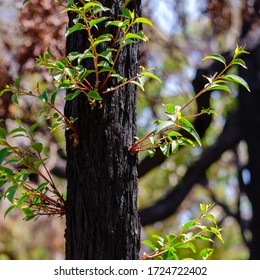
[{"x1": 139, "y1": 110, "x2": 243, "y2": 226}]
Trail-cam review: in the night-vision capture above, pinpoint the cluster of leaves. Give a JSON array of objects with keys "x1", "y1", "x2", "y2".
[
  {"x1": 0, "y1": 0, "x2": 159, "y2": 219},
  {"x1": 130, "y1": 45, "x2": 250, "y2": 157},
  {"x1": 140, "y1": 204, "x2": 223, "y2": 260},
  {"x1": 35, "y1": 0, "x2": 160, "y2": 109},
  {"x1": 0, "y1": 120, "x2": 65, "y2": 221}
]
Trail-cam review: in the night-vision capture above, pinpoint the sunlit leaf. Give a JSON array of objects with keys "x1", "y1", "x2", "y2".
[
  {"x1": 66, "y1": 23, "x2": 85, "y2": 37},
  {"x1": 140, "y1": 72, "x2": 162, "y2": 84},
  {"x1": 134, "y1": 17, "x2": 154, "y2": 28},
  {"x1": 88, "y1": 90, "x2": 102, "y2": 101},
  {"x1": 222, "y1": 74, "x2": 250, "y2": 92},
  {"x1": 202, "y1": 53, "x2": 226, "y2": 65}
]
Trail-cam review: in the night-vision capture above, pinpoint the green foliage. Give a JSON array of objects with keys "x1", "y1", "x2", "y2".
[
  {"x1": 130, "y1": 45, "x2": 250, "y2": 156},
  {"x1": 0, "y1": 0, "x2": 158, "y2": 220},
  {"x1": 0, "y1": 0, "x2": 251, "y2": 260},
  {"x1": 141, "y1": 204, "x2": 223, "y2": 260},
  {"x1": 0, "y1": 122, "x2": 65, "y2": 221}
]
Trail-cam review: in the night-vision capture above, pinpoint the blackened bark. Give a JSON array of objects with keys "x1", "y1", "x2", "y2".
[{"x1": 65, "y1": 0, "x2": 141, "y2": 259}]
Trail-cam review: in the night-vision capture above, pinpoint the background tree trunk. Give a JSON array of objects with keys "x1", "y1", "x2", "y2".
[{"x1": 64, "y1": 0, "x2": 141, "y2": 260}]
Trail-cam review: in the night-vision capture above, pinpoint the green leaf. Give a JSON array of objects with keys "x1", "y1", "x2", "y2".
[
  {"x1": 181, "y1": 125, "x2": 202, "y2": 147},
  {"x1": 141, "y1": 240, "x2": 157, "y2": 251},
  {"x1": 163, "y1": 104, "x2": 175, "y2": 114},
  {"x1": 201, "y1": 108, "x2": 217, "y2": 116},
  {"x1": 202, "y1": 213, "x2": 217, "y2": 225},
  {"x1": 160, "y1": 143, "x2": 170, "y2": 157},
  {"x1": 39, "y1": 91, "x2": 48, "y2": 103},
  {"x1": 17, "y1": 195, "x2": 30, "y2": 206},
  {"x1": 87, "y1": 90, "x2": 102, "y2": 101},
  {"x1": 148, "y1": 149, "x2": 156, "y2": 158},
  {"x1": 130, "y1": 80, "x2": 145, "y2": 91},
  {"x1": 67, "y1": 52, "x2": 80, "y2": 61},
  {"x1": 178, "y1": 117, "x2": 201, "y2": 146},
  {"x1": 207, "y1": 84, "x2": 231, "y2": 92},
  {"x1": 9, "y1": 127, "x2": 27, "y2": 136},
  {"x1": 171, "y1": 140, "x2": 179, "y2": 154},
  {"x1": 152, "y1": 234, "x2": 165, "y2": 243},
  {"x1": 154, "y1": 121, "x2": 173, "y2": 134},
  {"x1": 126, "y1": 32, "x2": 148, "y2": 41},
  {"x1": 199, "y1": 248, "x2": 214, "y2": 260},
  {"x1": 99, "y1": 49, "x2": 114, "y2": 64},
  {"x1": 202, "y1": 53, "x2": 226, "y2": 65},
  {"x1": 21, "y1": 206, "x2": 35, "y2": 220},
  {"x1": 222, "y1": 74, "x2": 250, "y2": 92},
  {"x1": 54, "y1": 61, "x2": 66, "y2": 70},
  {"x1": 140, "y1": 72, "x2": 162, "y2": 83},
  {"x1": 65, "y1": 68, "x2": 77, "y2": 79},
  {"x1": 122, "y1": 0, "x2": 131, "y2": 11},
  {"x1": 0, "y1": 128, "x2": 7, "y2": 139},
  {"x1": 182, "y1": 221, "x2": 201, "y2": 231},
  {"x1": 200, "y1": 203, "x2": 206, "y2": 212},
  {"x1": 59, "y1": 80, "x2": 74, "y2": 89},
  {"x1": 203, "y1": 226, "x2": 224, "y2": 243},
  {"x1": 0, "y1": 148, "x2": 9, "y2": 165},
  {"x1": 66, "y1": 23, "x2": 85, "y2": 37},
  {"x1": 99, "y1": 67, "x2": 116, "y2": 74},
  {"x1": 83, "y1": 2, "x2": 103, "y2": 12},
  {"x1": 28, "y1": 123, "x2": 41, "y2": 135},
  {"x1": 231, "y1": 58, "x2": 247, "y2": 69},
  {"x1": 4, "y1": 205, "x2": 17, "y2": 217},
  {"x1": 36, "y1": 182, "x2": 49, "y2": 192},
  {"x1": 51, "y1": 92, "x2": 57, "y2": 104},
  {"x1": 105, "y1": 20, "x2": 124, "y2": 28},
  {"x1": 5, "y1": 186, "x2": 17, "y2": 203},
  {"x1": 31, "y1": 143, "x2": 43, "y2": 154},
  {"x1": 0, "y1": 86, "x2": 12, "y2": 96},
  {"x1": 15, "y1": 77, "x2": 22, "y2": 88},
  {"x1": 93, "y1": 37, "x2": 112, "y2": 47},
  {"x1": 23, "y1": 0, "x2": 30, "y2": 4},
  {"x1": 182, "y1": 242, "x2": 196, "y2": 253},
  {"x1": 65, "y1": 90, "x2": 81, "y2": 101},
  {"x1": 89, "y1": 16, "x2": 109, "y2": 28},
  {"x1": 12, "y1": 93, "x2": 19, "y2": 104},
  {"x1": 167, "y1": 131, "x2": 182, "y2": 138},
  {"x1": 134, "y1": 17, "x2": 154, "y2": 28},
  {"x1": 195, "y1": 234, "x2": 214, "y2": 242}
]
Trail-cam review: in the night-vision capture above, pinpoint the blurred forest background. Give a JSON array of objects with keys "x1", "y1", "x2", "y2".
[{"x1": 1, "y1": 0, "x2": 260, "y2": 259}]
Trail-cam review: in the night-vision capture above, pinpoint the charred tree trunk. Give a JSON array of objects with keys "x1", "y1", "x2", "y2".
[{"x1": 64, "y1": 0, "x2": 141, "y2": 260}]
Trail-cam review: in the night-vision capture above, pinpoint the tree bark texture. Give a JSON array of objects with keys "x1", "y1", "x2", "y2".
[{"x1": 65, "y1": 0, "x2": 141, "y2": 259}]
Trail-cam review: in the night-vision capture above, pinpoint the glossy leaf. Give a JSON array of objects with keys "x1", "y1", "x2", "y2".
[
  {"x1": 182, "y1": 221, "x2": 201, "y2": 231},
  {"x1": 134, "y1": 17, "x2": 154, "y2": 28},
  {"x1": 140, "y1": 72, "x2": 162, "y2": 84},
  {"x1": 207, "y1": 84, "x2": 231, "y2": 92},
  {"x1": 88, "y1": 90, "x2": 102, "y2": 101},
  {"x1": 222, "y1": 74, "x2": 250, "y2": 92},
  {"x1": 66, "y1": 23, "x2": 85, "y2": 37},
  {"x1": 0, "y1": 128, "x2": 7, "y2": 139},
  {"x1": 202, "y1": 53, "x2": 226, "y2": 65},
  {"x1": 89, "y1": 16, "x2": 109, "y2": 28},
  {"x1": 31, "y1": 143, "x2": 43, "y2": 154},
  {"x1": 154, "y1": 121, "x2": 173, "y2": 134},
  {"x1": 142, "y1": 240, "x2": 157, "y2": 251}
]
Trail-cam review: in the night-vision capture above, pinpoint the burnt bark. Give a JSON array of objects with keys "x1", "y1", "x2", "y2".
[{"x1": 65, "y1": 0, "x2": 141, "y2": 259}]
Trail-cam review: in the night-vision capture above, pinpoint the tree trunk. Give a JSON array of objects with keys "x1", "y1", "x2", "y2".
[{"x1": 64, "y1": 0, "x2": 141, "y2": 259}]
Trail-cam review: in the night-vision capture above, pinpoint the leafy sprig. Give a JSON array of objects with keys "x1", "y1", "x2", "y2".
[
  {"x1": 140, "y1": 203, "x2": 223, "y2": 260},
  {"x1": 130, "y1": 45, "x2": 250, "y2": 157}
]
